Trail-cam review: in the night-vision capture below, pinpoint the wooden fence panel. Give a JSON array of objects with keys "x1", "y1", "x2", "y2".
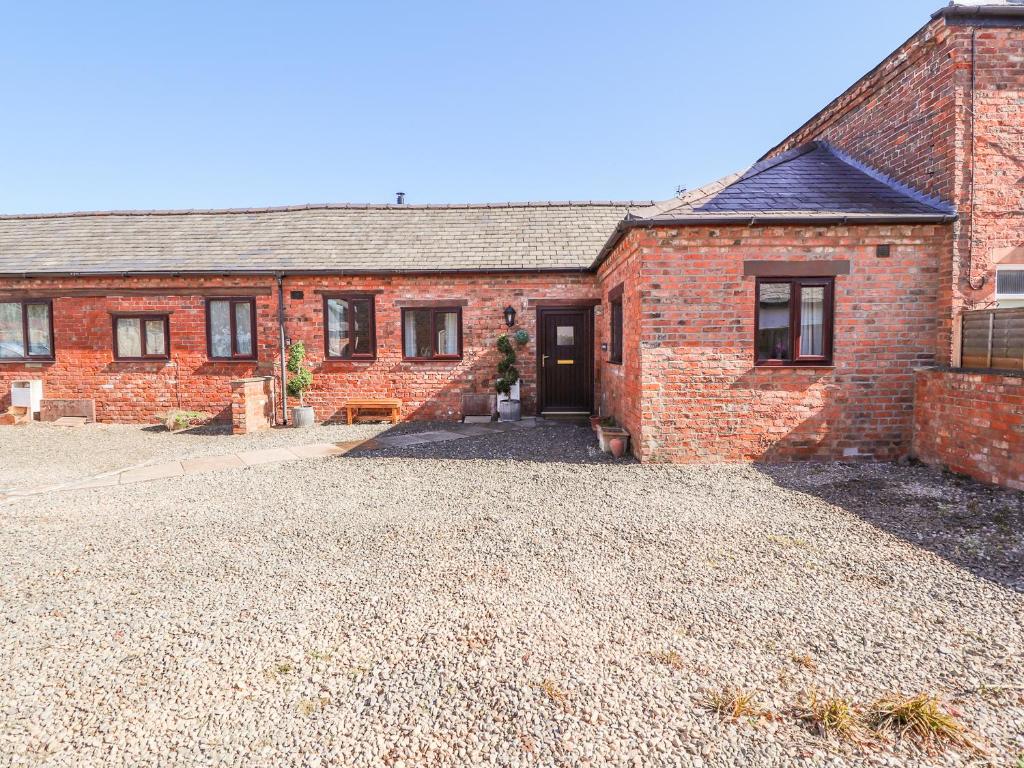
[{"x1": 961, "y1": 308, "x2": 1024, "y2": 371}]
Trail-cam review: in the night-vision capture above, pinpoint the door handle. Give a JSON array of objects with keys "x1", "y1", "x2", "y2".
[{"x1": 542, "y1": 355, "x2": 550, "y2": 365}]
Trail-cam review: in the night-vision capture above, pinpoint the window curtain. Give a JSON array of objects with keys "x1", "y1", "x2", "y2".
[
  {"x1": 145, "y1": 319, "x2": 166, "y2": 356},
  {"x1": 403, "y1": 312, "x2": 418, "y2": 356},
  {"x1": 800, "y1": 287, "x2": 825, "y2": 356},
  {"x1": 327, "y1": 299, "x2": 348, "y2": 357},
  {"x1": 0, "y1": 303, "x2": 24, "y2": 358},
  {"x1": 234, "y1": 302, "x2": 253, "y2": 356},
  {"x1": 438, "y1": 311, "x2": 458, "y2": 355},
  {"x1": 117, "y1": 318, "x2": 143, "y2": 357},
  {"x1": 209, "y1": 301, "x2": 232, "y2": 357}
]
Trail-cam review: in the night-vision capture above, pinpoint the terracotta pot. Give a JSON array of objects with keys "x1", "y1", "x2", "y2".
[
  {"x1": 609, "y1": 437, "x2": 627, "y2": 459},
  {"x1": 589, "y1": 415, "x2": 602, "y2": 432}
]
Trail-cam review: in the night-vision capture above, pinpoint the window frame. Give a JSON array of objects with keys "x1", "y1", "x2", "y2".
[
  {"x1": 205, "y1": 297, "x2": 258, "y2": 361},
  {"x1": 322, "y1": 293, "x2": 377, "y2": 360},
  {"x1": 401, "y1": 306, "x2": 463, "y2": 361},
  {"x1": 608, "y1": 284, "x2": 624, "y2": 365},
  {"x1": 112, "y1": 313, "x2": 171, "y2": 361},
  {"x1": 0, "y1": 299, "x2": 55, "y2": 362},
  {"x1": 754, "y1": 277, "x2": 834, "y2": 367}
]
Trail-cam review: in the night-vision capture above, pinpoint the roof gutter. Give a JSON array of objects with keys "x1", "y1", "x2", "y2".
[
  {"x1": 590, "y1": 213, "x2": 957, "y2": 271},
  {"x1": 0, "y1": 266, "x2": 594, "y2": 279},
  {"x1": 933, "y1": 4, "x2": 1024, "y2": 19}
]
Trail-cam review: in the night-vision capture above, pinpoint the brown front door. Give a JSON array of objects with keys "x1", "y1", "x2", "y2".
[{"x1": 537, "y1": 307, "x2": 593, "y2": 413}]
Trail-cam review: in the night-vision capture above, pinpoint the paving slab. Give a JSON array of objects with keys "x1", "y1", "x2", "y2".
[
  {"x1": 237, "y1": 447, "x2": 301, "y2": 466},
  {"x1": 119, "y1": 462, "x2": 184, "y2": 484},
  {"x1": 333, "y1": 439, "x2": 371, "y2": 452},
  {"x1": 182, "y1": 454, "x2": 246, "y2": 474},
  {"x1": 51, "y1": 416, "x2": 88, "y2": 427},
  {"x1": 66, "y1": 475, "x2": 121, "y2": 490},
  {"x1": 448, "y1": 424, "x2": 496, "y2": 436},
  {"x1": 289, "y1": 443, "x2": 349, "y2": 458}
]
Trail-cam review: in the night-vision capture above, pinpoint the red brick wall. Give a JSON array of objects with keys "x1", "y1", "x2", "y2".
[
  {"x1": 913, "y1": 368, "x2": 1024, "y2": 490},
  {"x1": 0, "y1": 272, "x2": 601, "y2": 424},
  {"x1": 595, "y1": 229, "x2": 644, "y2": 448},
  {"x1": 609, "y1": 222, "x2": 950, "y2": 463},
  {"x1": 764, "y1": 15, "x2": 1024, "y2": 361},
  {"x1": 0, "y1": 276, "x2": 277, "y2": 423},
  {"x1": 280, "y1": 273, "x2": 601, "y2": 421},
  {"x1": 967, "y1": 24, "x2": 1024, "y2": 307}
]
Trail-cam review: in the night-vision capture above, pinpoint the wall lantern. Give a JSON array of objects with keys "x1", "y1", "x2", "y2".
[{"x1": 503, "y1": 305, "x2": 517, "y2": 327}]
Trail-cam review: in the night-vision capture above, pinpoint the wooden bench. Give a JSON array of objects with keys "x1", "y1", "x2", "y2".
[{"x1": 344, "y1": 398, "x2": 403, "y2": 425}]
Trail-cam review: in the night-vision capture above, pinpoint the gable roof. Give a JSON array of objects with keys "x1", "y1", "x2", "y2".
[
  {"x1": 592, "y1": 142, "x2": 955, "y2": 269},
  {"x1": 0, "y1": 201, "x2": 645, "y2": 276}
]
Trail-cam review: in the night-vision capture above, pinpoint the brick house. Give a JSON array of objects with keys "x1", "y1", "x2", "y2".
[{"x1": 1, "y1": 1, "x2": 1022, "y2": 469}]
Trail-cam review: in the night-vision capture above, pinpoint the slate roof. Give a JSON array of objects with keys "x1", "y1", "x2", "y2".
[
  {"x1": 0, "y1": 201, "x2": 643, "y2": 276},
  {"x1": 627, "y1": 142, "x2": 955, "y2": 223}
]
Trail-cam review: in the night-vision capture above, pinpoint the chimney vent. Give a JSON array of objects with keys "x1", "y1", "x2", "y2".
[{"x1": 396, "y1": 192, "x2": 405, "y2": 205}]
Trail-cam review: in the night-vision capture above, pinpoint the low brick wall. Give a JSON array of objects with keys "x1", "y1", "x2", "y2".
[
  {"x1": 912, "y1": 368, "x2": 1024, "y2": 490},
  {"x1": 231, "y1": 377, "x2": 275, "y2": 435}
]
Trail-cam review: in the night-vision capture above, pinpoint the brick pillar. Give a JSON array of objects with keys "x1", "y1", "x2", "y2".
[{"x1": 231, "y1": 376, "x2": 276, "y2": 435}]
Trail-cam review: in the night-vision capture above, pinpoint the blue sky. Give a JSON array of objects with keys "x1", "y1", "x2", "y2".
[{"x1": 0, "y1": 0, "x2": 943, "y2": 213}]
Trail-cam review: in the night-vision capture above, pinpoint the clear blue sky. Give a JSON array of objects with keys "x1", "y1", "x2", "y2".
[{"x1": 0, "y1": 0, "x2": 943, "y2": 213}]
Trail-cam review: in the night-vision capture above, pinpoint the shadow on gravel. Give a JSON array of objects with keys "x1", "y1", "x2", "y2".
[
  {"x1": 756, "y1": 461, "x2": 1024, "y2": 594},
  {"x1": 342, "y1": 420, "x2": 636, "y2": 465}
]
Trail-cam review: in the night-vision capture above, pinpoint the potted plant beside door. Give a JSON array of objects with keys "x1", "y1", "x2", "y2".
[
  {"x1": 495, "y1": 333, "x2": 524, "y2": 421},
  {"x1": 286, "y1": 341, "x2": 315, "y2": 427}
]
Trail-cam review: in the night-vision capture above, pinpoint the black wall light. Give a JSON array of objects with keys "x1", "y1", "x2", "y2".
[{"x1": 503, "y1": 306, "x2": 517, "y2": 327}]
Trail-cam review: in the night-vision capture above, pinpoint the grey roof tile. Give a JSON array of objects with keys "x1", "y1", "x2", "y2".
[{"x1": 0, "y1": 201, "x2": 646, "y2": 275}]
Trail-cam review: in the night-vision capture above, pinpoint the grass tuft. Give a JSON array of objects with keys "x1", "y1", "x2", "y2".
[
  {"x1": 869, "y1": 693, "x2": 976, "y2": 752},
  {"x1": 793, "y1": 690, "x2": 862, "y2": 741},
  {"x1": 649, "y1": 650, "x2": 686, "y2": 671},
  {"x1": 701, "y1": 686, "x2": 764, "y2": 721}
]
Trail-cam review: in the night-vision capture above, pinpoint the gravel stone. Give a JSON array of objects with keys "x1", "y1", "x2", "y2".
[{"x1": 0, "y1": 423, "x2": 1021, "y2": 767}]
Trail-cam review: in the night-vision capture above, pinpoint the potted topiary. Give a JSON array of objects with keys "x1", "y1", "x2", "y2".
[
  {"x1": 496, "y1": 332, "x2": 525, "y2": 421},
  {"x1": 286, "y1": 341, "x2": 315, "y2": 427}
]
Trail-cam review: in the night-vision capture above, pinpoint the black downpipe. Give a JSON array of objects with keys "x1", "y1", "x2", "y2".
[{"x1": 276, "y1": 274, "x2": 288, "y2": 425}]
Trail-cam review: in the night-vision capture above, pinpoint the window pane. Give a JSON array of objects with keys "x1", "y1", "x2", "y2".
[
  {"x1": 437, "y1": 311, "x2": 459, "y2": 355},
  {"x1": 209, "y1": 300, "x2": 232, "y2": 357},
  {"x1": 117, "y1": 318, "x2": 142, "y2": 358},
  {"x1": 556, "y1": 325, "x2": 574, "y2": 346},
  {"x1": 145, "y1": 319, "x2": 166, "y2": 356},
  {"x1": 26, "y1": 304, "x2": 51, "y2": 356},
  {"x1": 234, "y1": 301, "x2": 253, "y2": 356},
  {"x1": 757, "y1": 282, "x2": 791, "y2": 360},
  {"x1": 799, "y1": 286, "x2": 825, "y2": 357},
  {"x1": 0, "y1": 302, "x2": 24, "y2": 359},
  {"x1": 352, "y1": 300, "x2": 371, "y2": 355},
  {"x1": 403, "y1": 310, "x2": 432, "y2": 357},
  {"x1": 611, "y1": 302, "x2": 623, "y2": 362},
  {"x1": 326, "y1": 298, "x2": 350, "y2": 358},
  {"x1": 997, "y1": 268, "x2": 1024, "y2": 295}
]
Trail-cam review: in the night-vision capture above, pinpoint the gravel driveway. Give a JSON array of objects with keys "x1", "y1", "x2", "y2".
[
  {"x1": 0, "y1": 421, "x2": 392, "y2": 492},
  {"x1": 1, "y1": 423, "x2": 1022, "y2": 767}
]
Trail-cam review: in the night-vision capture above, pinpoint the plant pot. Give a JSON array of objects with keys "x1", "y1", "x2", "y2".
[
  {"x1": 291, "y1": 405, "x2": 315, "y2": 428},
  {"x1": 598, "y1": 425, "x2": 629, "y2": 453},
  {"x1": 498, "y1": 399, "x2": 521, "y2": 422},
  {"x1": 609, "y1": 437, "x2": 627, "y2": 459},
  {"x1": 589, "y1": 414, "x2": 602, "y2": 432}
]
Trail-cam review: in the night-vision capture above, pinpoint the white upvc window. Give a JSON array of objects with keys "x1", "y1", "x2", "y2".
[{"x1": 996, "y1": 265, "x2": 1024, "y2": 308}]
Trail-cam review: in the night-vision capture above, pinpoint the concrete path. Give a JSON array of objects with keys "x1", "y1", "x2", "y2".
[{"x1": 1, "y1": 418, "x2": 541, "y2": 502}]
